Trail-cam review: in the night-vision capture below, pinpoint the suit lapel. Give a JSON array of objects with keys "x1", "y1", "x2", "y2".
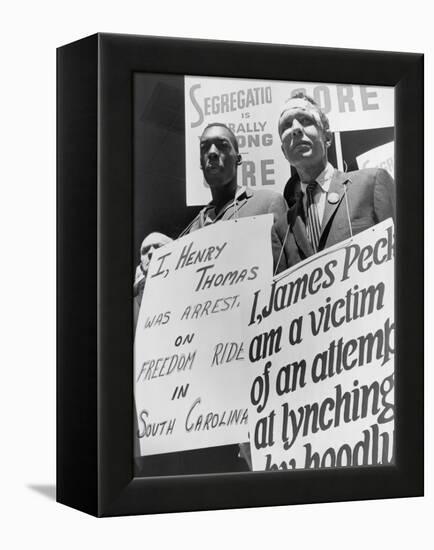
[
  {"x1": 319, "y1": 170, "x2": 349, "y2": 247},
  {"x1": 221, "y1": 187, "x2": 252, "y2": 220}
]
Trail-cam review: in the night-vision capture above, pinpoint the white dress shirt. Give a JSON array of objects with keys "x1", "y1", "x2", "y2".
[{"x1": 300, "y1": 162, "x2": 335, "y2": 226}]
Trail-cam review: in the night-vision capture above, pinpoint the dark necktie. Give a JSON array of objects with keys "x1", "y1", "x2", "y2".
[{"x1": 306, "y1": 181, "x2": 321, "y2": 253}]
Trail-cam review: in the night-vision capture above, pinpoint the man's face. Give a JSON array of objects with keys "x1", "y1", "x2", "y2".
[
  {"x1": 278, "y1": 98, "x2": 330, "y2": 171},
  {"x1": 140, "y1": 242, "x2": 159, "y2": 273},
  {"x1": 199, "y1": 126, "x2": 241, "y2": 188},
  {"x1": 139, "y1": 233, "x2": 171, "y2": 274}
]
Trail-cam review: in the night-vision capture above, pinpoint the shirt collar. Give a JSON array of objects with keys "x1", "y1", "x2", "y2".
[
  {"x1": 202, "y1": 186, "x2": 247, "y2": 225},
  {"x1": 300, "y1": 162, "x2": 335, "y2": 194}
]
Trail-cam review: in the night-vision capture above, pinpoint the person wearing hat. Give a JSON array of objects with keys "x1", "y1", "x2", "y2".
[{"x1": 278, "y1": 92, "x2": 395, "y2": 266}]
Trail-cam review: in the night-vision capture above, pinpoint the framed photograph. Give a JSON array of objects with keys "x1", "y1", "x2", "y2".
[{"x1": 57, "y1": 33, "x2": 423, "y2": 516}]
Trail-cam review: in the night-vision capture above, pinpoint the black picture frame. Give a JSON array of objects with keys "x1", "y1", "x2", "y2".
[{"x1": 57, "y1": 33, "x2": 423, "y2": 517}]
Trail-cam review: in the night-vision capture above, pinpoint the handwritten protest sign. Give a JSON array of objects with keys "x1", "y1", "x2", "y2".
[
  {"x1": 357, "y1": 141, "x2": 394, "y2": 178},
  {"x1": 243, "y1": 219, "x2": 395, "y2": 471},
  {"x1": 185, "y1": 76, "x2": 394, "y2": 205},
  {"x1": 134, "y1": 215, "x2": 273, "y2": 456}
]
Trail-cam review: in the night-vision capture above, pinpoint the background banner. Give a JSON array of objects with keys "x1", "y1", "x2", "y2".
[
  {"x1": 356, "y1": 141, "x2": 394, "y2": 177},
  {"x1": 242, "y1": 219, "x2": 395, "y2": 471},
  {"x1": 134, "y1": 215, "x2": 273, "y2": 456},
  {"x1": 185, "y1": 76, "x2": 394, "y2": 205}
]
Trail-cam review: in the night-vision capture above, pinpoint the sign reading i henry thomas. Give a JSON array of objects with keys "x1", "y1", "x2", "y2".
[
  {"x1": 185, "y1": 77, "x2": 394, "y2": 205},
  {"x1": 134, "y1": 215, "x2": 273, "y2": 456},
  {"x1": 243, "y1": 219, "x2": 395, "y2": 471}
]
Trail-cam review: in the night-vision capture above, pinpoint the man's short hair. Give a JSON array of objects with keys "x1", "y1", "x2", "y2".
[
  {"x1": 201, "y1": 122, "x2": 239, "y2": 153},
  {"x1": 286, "y1": 92, "x2": 330, "y2": 133}
]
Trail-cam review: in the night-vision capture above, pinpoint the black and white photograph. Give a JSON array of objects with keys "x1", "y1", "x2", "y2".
[
  {"x1": 3, "y1": 1, "x2": 431, "y2": 546},
  {"x1": 133, "y1": 74, "x2": 396, "y2": 477},
  {"x1": 54, "y1": 32, "x2": 422, "y2": 518}
]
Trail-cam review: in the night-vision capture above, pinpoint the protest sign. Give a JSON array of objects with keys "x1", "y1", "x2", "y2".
[
  {"x1": 185, "y1": 76, "x2": 394, "y2": 205},
  {"x1": 356, "y1": 141, "x2": 394, "y2": 177},
  {"x1": 243, "y1": 219, "x2": 395, "y2": 471},
  {"x1": 134, "y1": 215, "x2": 273, "y2": 456}
]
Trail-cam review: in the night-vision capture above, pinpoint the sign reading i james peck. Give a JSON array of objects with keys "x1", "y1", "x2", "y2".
[{"x1": 243, "y1": 219, "x2": 395, "y2": 471}]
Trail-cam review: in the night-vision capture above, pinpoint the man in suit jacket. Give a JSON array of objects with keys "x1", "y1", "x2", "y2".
[{"x1": 278, "y1": 93, "x2": 395, "y2": 266}]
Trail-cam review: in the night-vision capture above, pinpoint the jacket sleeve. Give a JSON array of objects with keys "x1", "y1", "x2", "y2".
[{"x1": 373, "y1": 168, "x2": 396, "y2": 223}]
